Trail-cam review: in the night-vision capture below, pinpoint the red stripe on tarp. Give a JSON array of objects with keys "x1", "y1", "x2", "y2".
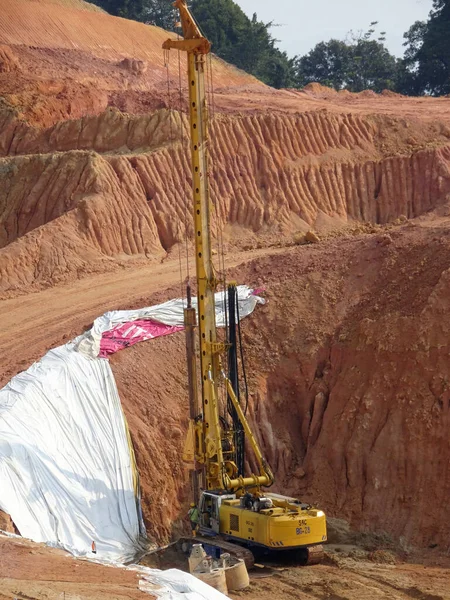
[{"x1": 99, "y1": 320, "x2": 184, "y2": 357}]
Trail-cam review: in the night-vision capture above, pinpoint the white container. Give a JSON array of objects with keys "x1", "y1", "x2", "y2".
[
  {"x1": 188, "y1": 544, "x2": 207, "y2": 573},
  {"x1": 195, "y1": 568, "x2": 228, "y2": 595},
  {"x1": 225, "y1": 559, "x2": 250, "y2": 591}
]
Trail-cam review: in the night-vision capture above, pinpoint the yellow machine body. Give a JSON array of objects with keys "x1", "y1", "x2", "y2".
[
  {"x1": 199, "y1": 489, "x2": 327, "y2": 552},
  {"x1": 219, "y1": 500, "x2": 327, "y2": 549}
]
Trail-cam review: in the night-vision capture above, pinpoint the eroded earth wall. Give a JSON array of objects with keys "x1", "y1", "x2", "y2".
[
  {"x1": 110, "y1": 226, "x2": 450, "y2": 549},
  {"x1": 1, "y1": 105, "x2": 450, "y2": 294},
  {"x1": 3, "y1": 0, "x2": 450, "y2": 555}
]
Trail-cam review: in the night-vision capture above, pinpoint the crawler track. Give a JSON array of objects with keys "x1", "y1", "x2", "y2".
[
  {"x1": 178, "y1": 535, "x2": 255, "y2": 569},
  {"x1": 178, "y1": 537, "x2": 325, "y2": 569},
  {"x1": 305, "y1": 545, "x2": 324, "y2": 565}
]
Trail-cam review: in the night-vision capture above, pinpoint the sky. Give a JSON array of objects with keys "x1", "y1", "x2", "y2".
[{"x1": 234, "y1": 0, "x2": 432, "y2": 59}]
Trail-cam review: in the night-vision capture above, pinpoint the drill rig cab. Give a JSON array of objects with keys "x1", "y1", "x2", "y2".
[
  {"x1": 163, "y1": 0, "x2": 327, "y2": 564},
  {"x1": 198, "y1": 492, "x2": 233, "y2": 534}
]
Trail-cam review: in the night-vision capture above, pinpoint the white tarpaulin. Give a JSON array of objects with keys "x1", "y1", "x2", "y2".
[
  {"x1": 76, "y1": 285, "x2": 264, "y2": 359},
  {"x1": 0, "y1": 344, "x2": 147, "y2": 564},
  {"x1": 136, "y1": 567, "x2": 230, "y2": 599},
  {"x1": 0, "y1": 286, "x2": 263, "y2": 569}
]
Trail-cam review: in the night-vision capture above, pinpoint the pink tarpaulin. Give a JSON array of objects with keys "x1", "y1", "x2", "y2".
[{"x1": 99, "y1": 320, "x2": 184, "y2": 357}]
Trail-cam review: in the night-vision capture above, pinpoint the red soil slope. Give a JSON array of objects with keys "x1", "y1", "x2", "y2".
[
  {"x1": 0, "y1": 0, "x2": 261, "y2": 126},
  {"x1": 103, "y1": 222, "x2": 450, "y2": 551},
  {"x1": 2, "y1": 0, "x2": 450, "y2": 566},
  {"x1": 238, "y1": 224, "x2": 450, "y2": 548},
  {"x1": 0, "y1": 0, "x2": 449, "y2": 297}
]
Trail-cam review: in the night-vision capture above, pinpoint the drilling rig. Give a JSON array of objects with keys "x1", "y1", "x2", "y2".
[{"x1": 163, "y1": 0, "x2": 327, "y2": 566}]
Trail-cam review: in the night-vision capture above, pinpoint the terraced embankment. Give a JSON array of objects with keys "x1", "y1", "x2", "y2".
[
  {"x1": 1, "y1": 102, "x2": 450, "y2": 294},
  {"x1": 2, "y1": 0, "x2": 450, "y2": 579},
  {"x1": 1, "y1": 0, "x2": 450, "y2": 297}
]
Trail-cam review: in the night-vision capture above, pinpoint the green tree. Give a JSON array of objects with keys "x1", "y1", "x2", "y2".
[
  {"x1": 263, "y1": 50, "x2": 296, "y2": 89},
  {"x1": 295, "y1": 40, "x2": 352, "y2": 89},
  {"x1": 90, "y1": 0, "x2": 144, "y2": 20},
  {"x1": 190, "y1": 0, "x2": 295, "y2": 87},
  {"x1": 91, "y1": 0, "x2": 185, "y2": 26},
  {"x1": 189, "y1": 0, "x2": 246, "y2": 66},
  {"x1": 402, "y1": 0, "x2": 450, "y2": 95},
  {"x1": 141, "y1": 0, "x2": 179, "y2": 29},
  {"x1": 348, "y1": 39, "x2": 399, "y2": 92},
  {"x1": 295, "y1": 26, "x2": 400, "y2": 93}
]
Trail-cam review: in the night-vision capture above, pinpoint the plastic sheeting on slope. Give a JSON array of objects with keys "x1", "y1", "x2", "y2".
[
  {"x1": 0, "y1": 343, "x2": 147, "y2": 564},
  {"x1": 76, "y1": 285, "x2": 265, "y2": 359},
  {"x1": 99, "y1": 320, "x2": 184, "y2": 357},
  {"x1": 0, "y1": 286, "x2": 263, "y2": 569},
  {"x1": 136, "y1": 567, "x2": 230, "y2": 599}
]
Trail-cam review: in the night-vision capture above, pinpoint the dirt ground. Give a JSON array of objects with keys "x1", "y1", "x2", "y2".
[
  {"x1": 0, "y1": 535, "x2": 150, "y2": 600},
  {"x1": 0, "y1": 244, "x2": 288, "y2": 388},
  {"x1": 1, "y1": 531, "x2": 450, "y2": 600},
  {"x1": 235, "y1": 558, "x2": 450, "y2": 600},
  {"x1": 2, "y1": 224, "x2": 450, "y2": 600}
]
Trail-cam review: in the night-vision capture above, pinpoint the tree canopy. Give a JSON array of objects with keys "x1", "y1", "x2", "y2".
[
  {"x1": 402, "y1": 0, "x2": 450, "y2": 95},
  {"x1": 295, "y1": 26, "x2": 399, "y2": 93},
  {"x1": 91, "y1": 0, "x2": 145, "y2": 20},
  {"x1": 90, "y1": 0, "x2": 450, "y2": 96},
  {"x1": 190, "y1": 0, "x2": 294, "y2": 87}
]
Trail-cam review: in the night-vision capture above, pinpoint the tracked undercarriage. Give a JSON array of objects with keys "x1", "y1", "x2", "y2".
[{"x1": 178, "y1": 536, "x2": 325, "y2": 569}]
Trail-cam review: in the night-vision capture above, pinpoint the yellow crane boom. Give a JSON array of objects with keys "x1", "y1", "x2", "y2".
[
  {"x1": 163, "y1": 2, "x2": 326, "y2": 564},
  {"x1": 163, "y1": 0, "x2": 272, "y2": 493}
]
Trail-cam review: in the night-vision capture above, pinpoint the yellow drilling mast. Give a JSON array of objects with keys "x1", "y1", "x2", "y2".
[
  {"x1": 163, "y1": 0, "x2": 272, "y2": 495},
  {"x1": 163, "y1": 1, "x2": 327, "y2": 565}
]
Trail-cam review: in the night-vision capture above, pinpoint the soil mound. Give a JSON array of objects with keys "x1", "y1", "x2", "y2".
[
  {"x1": 303, "y1": 82, "x2": 339, "y2": 97},
  {"x1": 382, "y1": 89, "x2": 404, "y2": 98}
]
